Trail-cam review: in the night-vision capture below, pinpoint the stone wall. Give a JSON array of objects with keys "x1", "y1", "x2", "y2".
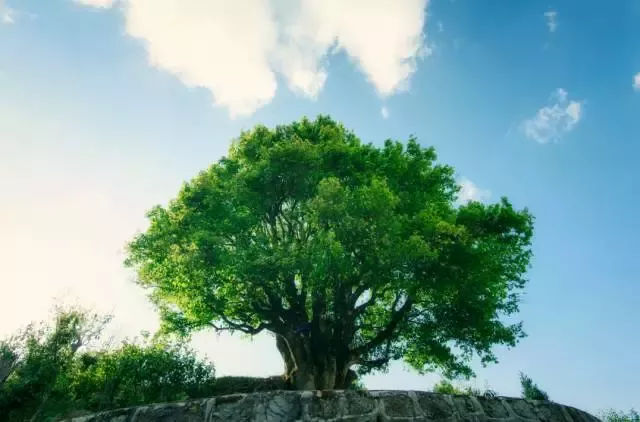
[{"x1": 64, "y1": 390, "x2": 600, "y2": 422}]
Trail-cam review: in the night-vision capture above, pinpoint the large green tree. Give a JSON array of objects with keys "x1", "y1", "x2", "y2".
[{"x1": 126, "y1": 116, "x2": 534, "y2": 390}]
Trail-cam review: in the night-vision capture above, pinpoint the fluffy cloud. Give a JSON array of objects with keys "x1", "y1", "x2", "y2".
[
  {"x1": 633, "y1": 72, "x2": 640, "y2": 91},
  {"x1": 544, "y1": 10, "x2": 558, "y2": 33},
  {"x1": 381, "y1": 106, "x2": 389, "y2": 119},
  {"x1": 457, "y1": 178, "x2": 491, "y2": 204},
  {"x1": 275, "y1": 0, "x2": 428, "y2": 98},
  {"x1": 73, "y1": 0, "x2": 429, "y2": 117},
  {"x1": 522, "y1": 88, "x2": 583, "y2": 144},
  {"x1": 125, "y1": 0, "x2": 278, "y2": 117}
]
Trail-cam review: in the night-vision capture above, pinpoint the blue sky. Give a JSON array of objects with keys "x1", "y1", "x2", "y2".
[{"x1": 1, "y1": 0, "x2": 639, "y2": 414}]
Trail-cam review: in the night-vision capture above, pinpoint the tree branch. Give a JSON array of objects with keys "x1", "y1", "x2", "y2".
[
  {"x1": 350, "y1": 295, "x2": 413, "y2": 357},
  {"x1": 212, "y1": 316, "x2": 271, "y2": 335}
]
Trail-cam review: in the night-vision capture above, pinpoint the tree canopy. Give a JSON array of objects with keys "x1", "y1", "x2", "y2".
[{"x1": 126, "y1": 116, "x2": 534, "y2": 390}]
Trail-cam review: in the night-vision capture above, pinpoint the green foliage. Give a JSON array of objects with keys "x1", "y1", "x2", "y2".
[
  {"x1": 0, "y1": 308, "x2": 216, "y2": 421},
  {"x1": 208, "y1": 376, "x2": 288, "y2": 395},
  {"x1": 432, "y1": 379, "x2": 494, "y2": 397},
  {"x1": 126, "y1": 116, "x2": 534, "y2": 387},
  {"x1": 70, "y1": 339, "x2": 216, "y2": 412},
  {"x1": 0, "y1": 340, "x2": 19, "y2": 386},
  {"x1": 433, "y1": 379, "x2": 466, "y2": 395},
  {"x1": 347, "y1": 378, "x2": 367, "y2": 391},
  {"x1": 599, "y1": 409, "x2": 640, "y2": 422},
  {"x1": 519, "y1": 372, "x2": 549, "y2": 401},
  {"x1": 0, "y1": 307, "x2": 109, "y2": 421}
]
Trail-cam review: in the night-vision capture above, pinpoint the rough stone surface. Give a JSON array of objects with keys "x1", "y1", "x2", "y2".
[{"x1": 63, "y1": 390, "x2": 600, "y2": 422}]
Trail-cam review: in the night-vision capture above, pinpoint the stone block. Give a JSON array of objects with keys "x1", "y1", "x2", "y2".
[
  {"x1": 476, "y1": 397, "x2": 510, "y2": 418},
  {"x1": 416, "y1": 392, "x2": 456, "y2": 420},
  {"x1": 380, "y1": 392, "x2": 416, "y2": 418}
]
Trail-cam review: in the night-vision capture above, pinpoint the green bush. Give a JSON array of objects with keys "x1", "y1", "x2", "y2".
[
  {"x1": 433, "y1": 379, "x2": 466, "y2": 395},
  {"x1": 599, "y1": 409, "x2": 640, "y2": 422},
  {"x1": 208, "y1": 376, "x2": 288, "y2": 396},
  {"x1": 432, "y1": 379, "x2": 495, "y2": 397},
  {"x1": 519, "y1": 372, "x2": 549, "y2": 401},
  {"x1": 69, "y1": 340, "x2": 216, "y2": 412},
  {"x1": 0, "y1": 307, "x2": 109, "y2": 421},
  {"x1": 0, "y1": 307, "x2": 216, "y2": 421},
  {"x1": 0, "y1": 340, "x2": 19, "y2": 386}
]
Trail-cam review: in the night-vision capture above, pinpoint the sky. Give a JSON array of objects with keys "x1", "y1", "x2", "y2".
[{"x1": 1, "y1": 0, "x2": 639, "y2": 414}]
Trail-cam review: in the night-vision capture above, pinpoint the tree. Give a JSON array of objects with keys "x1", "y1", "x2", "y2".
[
  {"x1": 126, "y1": 116, "x2": 534, "y2": 390},
  {"x1": 0, "y1": 308, "x2": 216, "y2": 420},
  {"x1": 519, "y1": 372, "x2": 549, "y2": 401},
  {"x1": 0, "y1": 307, "x2": 109, "y2": 421}
]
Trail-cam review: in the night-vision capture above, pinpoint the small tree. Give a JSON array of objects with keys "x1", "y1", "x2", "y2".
[
  {"x1": 0, "y1": 307, "x2": 110, "y2": 421},
  {"x1": 519, "y1": 372, "x2": 549, "y2": 401},
  {"x1": 126, "y1": 116, "x2": 534, "y2": 390}
]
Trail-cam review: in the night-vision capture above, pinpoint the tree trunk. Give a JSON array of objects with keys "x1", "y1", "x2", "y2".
[{"x1": 275, "y1": 334, "x2": 353, "y2": 390}]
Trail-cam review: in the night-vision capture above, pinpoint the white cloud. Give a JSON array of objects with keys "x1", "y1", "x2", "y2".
[
  {"x1": 73, "y1": 0, "x2": 429, "y2": 117},
  {"x1": 633, "y1": 72, "x2": 640, "y2": 91},
  {"x1": 552, "y1": 87, "x2": 568, "y2": 102},
  {"x1": 522, "y1": 88, "x2": 583, "y2": 144},
  {"x1": 125, "y1": 0, "x2": 278, "y2": 118},
  {"x1": 74, "y1": 0, "x2": 117, "y2": 7},
  {"x1": 457, "y1": 178, "x2": 491, "y2": 204},
  {"x1": 280, "y1": 0, "x2": 429, "y2": 97},
  {"x1": 1, "y1": 0, "x2": 15, "y2": 24},
  {"x1": 544, "y1": 9, "x2": 557, "y2": 33},
  {"x1": 381, "y1": 106, "x2": 389, "y2": 119}
]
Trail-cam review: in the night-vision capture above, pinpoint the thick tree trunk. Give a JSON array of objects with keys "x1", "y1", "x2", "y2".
[{"x1": 275, "y1": 334, "x2": 352, "y2": 390}]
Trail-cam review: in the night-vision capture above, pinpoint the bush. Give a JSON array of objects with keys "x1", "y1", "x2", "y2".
[
  {"x1": 0, "y1": 340, "x2": 19, "y2": 386},
  {"x1": 0, "y1": 307, "x2": 109, "y2": 421},
  {"x1": 0, "y1": 307, "x2": 216, "y2": 421},
  {"x1": 432, "y1": 379, "x2": 495, "y2": 397},
  {"x1": 519, "y1": 372, "x2": 549, "y2": 401},
  {"x1": 433, "y1": 379, "x2": 466, "y2": 395},
  {"x1": 69, "y1": 340, "x2": 216, "y2": 412},
  {"x1": 208, "y1": 376, "x2": 288, "y2": 396},
  {"x1": 599, "y1": 409, "x2": 640, "y2": 422}
]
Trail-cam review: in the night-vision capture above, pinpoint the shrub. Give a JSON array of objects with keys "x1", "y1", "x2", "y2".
[
  {"x1": 433, "y1": 379, "x2": 466, "y2": 395},
  {"x1": 599, "y1": 409, "x2": 640, "y2": 422},
  {"x1": 208, "y1": 376, "x2": 288, "y2": 396},
  {"x1": 0, "y1": 307, "x2": 216, "y2": 421},
  {"x1": 519, "y1": 372, "x2": 549, "y2": 401},
  {"x1": 433, "y1": 379, "x2": 495, "y2": 397},
  {"x1": 70, "y1": 340, "x2": 216, "y2": 412},
  {"x1": 0, "y1": 307, "x2": 109, "y2": 421}
]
